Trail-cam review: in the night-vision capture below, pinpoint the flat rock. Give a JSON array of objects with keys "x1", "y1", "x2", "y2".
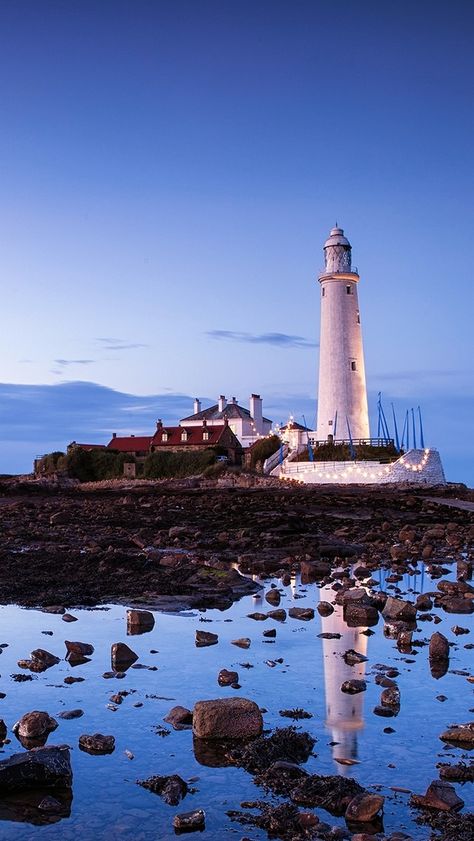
[
  {"x1": 195, "y1": 630, "x2": 218, "y2": 647},
  {"x1": 267, "y1": 609, "x2": 287, "y2": 622},
  {"x1": 173, "y1": 809, "x2": 205, "y2": 831},
  {"x1": 440, "y1": 722, "x2": 474, "y2": 745},
  {"x1": 231, "y1": 638, "x2": 250, "y2": 649},
  {"x1": 30, "y1": 649, "x2": 60, "y2": 669},
  {"x1": 193, "y1": 698, "x2": 263, "y2": 740},
  {"x1": 58, "y1": 709, "x2": 84, "y2": 720},
  {"x1": 345, "y1": 792, "x2": 385, "y2": 822},
  {"x1": 79, "y1": 733, "x2": 115, "y2": 754},
  {"x1": 341, "y1": 680, "x2": 367, "y2": 695},
  {"x1": 0, "y1": 745, "x2": 72, "y2": 792},
  {"x1": 288, "y1": 607, "x2": 315, "y2": 621}
]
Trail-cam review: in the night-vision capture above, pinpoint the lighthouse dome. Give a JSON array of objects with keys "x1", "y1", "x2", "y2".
[{"x1": 324, "y1": 226, "x2": 351, "y2": 249}]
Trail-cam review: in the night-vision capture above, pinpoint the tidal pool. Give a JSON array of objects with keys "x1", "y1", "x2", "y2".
[{"x1": 0, "y1": 566, "x2": 472, "y2": 839}]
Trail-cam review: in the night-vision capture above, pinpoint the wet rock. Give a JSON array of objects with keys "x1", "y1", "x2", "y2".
[
  {"x1": 344, "y1": 602, "x2": 379, "y2": 627},
  {"x1": 62, "y1": 613, "x2": 78, "y2": 623},
  {"x1": 58, "y1": 709, "x2": 84, "y2": 720},
  {"x1": 438, "y1": 762, "x2": 474, "y2": 782},
  {"x1": 137, "y1": 773, "x2": 188, "y2": 805},
  {"x1": 65, "y1": 640, "x2": 94, "y2": 659},
  {"x1": 373, "y1": 705, "x2": 396, "y2": 717},
  {"x1": 288, "y1": 607, "x2": 314, "y2": 621},
  {"x1": 382, "y1": 596, "x2": 416, "y2": 623},
  {"x1": 126, "y1": 609, "x2": 155, "y2": 634},
  {"x1": 317, "y1": 601, "x2": 334, "y2": 616},
  {"x1": 345, "y1": 792, "x2": 384, "y2": 822},
  {"x1": 410, "y1": 779, "x2": 464, "y2": 811},
  {"x1": 263, "y1": 628, "x2": 276, "y2": 638},
  {"x1": 0, "y1": 720, "x2": 6, "y2": 741},
  {"x1": 381, "y1": 686, "x2": 400, "y2": 707},
  {"x1": 218, "y1": 669, "x2": 239, "y2": 686},
  {"x1": 267, "y1": 609, "x2": 287, "y2": 622},
  {"x1": 341, "y1": 680, "x2": 367, "y2": 694},
  {"x1": 231, "y1": 638, "x2": 250, "y2": 649},
  {"x1": 111, "y1": 642, "x2": 138, "y2": 670},
  {"x1": 173, "y1": 808, "x2": 205, "y2": 832},
  {"x1": 12, "y1": 711, "x2": 58, "y2": 747},
  {"x1": 247, "y1": 612, "x2": 267, "y2": 621},
  {"x1": 343, "y1": 649, "x2": 368, "y2": 666},
  {"x1": 30, "y1": 649, "x2": 61, "y2": 669},
  {"x1": 164, "y1": 706, "x2": 193, "y2": 730},
  {"x1": 440, "y1": 722, "x2": 474, "y2": 746},
  {"x1": 63, "y1": 676, "x2": 84, "y2": 685},
  {"x1": 0, "y1": 745, "x2": 72, "y2": 792},
  {"x1": 265, "y1": 589, "x2": 281, "y2": 606},
  {"x1": 195, "y1": 630, "x2": 218, "y2": 647},
  {"x1": 192, "y1": 698, "x2": 263, "y2": 740},
  {"x1": 429, "y1": 631, "x2": 450, "y2": 660},
  {"x1": 78, "y1": 733, "x2": 115, "y2": 754}
]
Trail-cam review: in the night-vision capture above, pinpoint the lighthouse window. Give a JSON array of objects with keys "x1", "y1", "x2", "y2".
[
  {"x1": 346, "y1": 285, "x2": 352, "y2": 295},
  {"x1": 351, "y1": 361, "x2": 357, "y2": 371},
  {"x1": 322, "y1": 287, "x2": 325, "y2": 297},
  {"x1": 357, "y1": 311, "x2": 360, "y2": 323}
]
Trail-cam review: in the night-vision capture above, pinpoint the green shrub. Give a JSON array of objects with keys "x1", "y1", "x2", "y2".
[
  {"x1": 143, "y1": 449, "x2": 216, "y2": 479},
  {"x1": 64, "y1": 447, "x2": 131, "y2": 481},
  {"x1": 249, "y1": 435, "x2": 281, "y2": 469}
]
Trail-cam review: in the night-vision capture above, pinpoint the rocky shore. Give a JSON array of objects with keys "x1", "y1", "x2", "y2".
[
  {"x1": 0, "y1": 475, "x2": 472, "y2": 611},
  {"x1": 0, "y1": 474, "x2": 472, "y2": 839}
]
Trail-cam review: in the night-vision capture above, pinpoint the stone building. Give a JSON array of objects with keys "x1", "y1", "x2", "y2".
[{"x1": 180, "y1": 394, "x2": 272, "y2": 447}]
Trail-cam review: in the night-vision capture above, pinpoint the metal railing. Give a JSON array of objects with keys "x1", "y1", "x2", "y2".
[
  {"x1": 319, "y1": 267, "x2": 359, "y2": 276},
  {"x1": 307, "y1": 437, "x2": 395, "y2": 448}
]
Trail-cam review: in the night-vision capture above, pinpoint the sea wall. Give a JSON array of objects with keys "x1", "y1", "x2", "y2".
[{"x1": 277, "y1": 448, "x2": 446, "y2": 485}]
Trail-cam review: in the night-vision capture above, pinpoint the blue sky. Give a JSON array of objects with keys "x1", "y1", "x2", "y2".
[{"x1": 0, "y1": 1, "x2": 473, "y2": 483}]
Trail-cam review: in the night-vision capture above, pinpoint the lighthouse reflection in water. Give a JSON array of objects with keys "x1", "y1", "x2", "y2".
[{"x1": 317, "y1": 580, "x2": 369, "y2": 771}]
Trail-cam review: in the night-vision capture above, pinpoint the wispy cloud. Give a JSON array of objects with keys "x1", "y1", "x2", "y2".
[
  {"x1": 96, "y1": 338, "x2": 148, "y2": 351},
  {"x1": 54, "y1": 359, "x2": 95, "y2": 367},
  {"x1": 207, "y1": 330, "x2": 317, "y2": 349}
]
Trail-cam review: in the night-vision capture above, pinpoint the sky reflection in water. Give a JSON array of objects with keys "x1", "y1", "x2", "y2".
[{"x1": 0, "y1": 566, "x2": 472, "y2": 839}]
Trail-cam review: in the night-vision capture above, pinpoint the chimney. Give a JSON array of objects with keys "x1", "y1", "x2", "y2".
[
  {"x1": 249, "y1": 393, "x2": 263, "y2": 434},
  {"x1": 112, "y1": 432, "x2": 117, "y2": 438},
  {"x1": 194, "y1": 397, "x2": 201, "y2": 414},
  {"x1": 231, "y1": 396, "x2": 237, "y2": 404},
  {"x1": 218, "y1": 394, "x2": 226, "y2": 412},
  {"x1": 156, "y1": 419, "x2": 163, "y2": 431}
]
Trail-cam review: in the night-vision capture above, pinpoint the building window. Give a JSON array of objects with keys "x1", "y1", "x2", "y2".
[
  {"x1": 181, "y1": 432, "x2": 187, "y2": 442},
  {"x1": 322, "y1": 287, "x2": 325, "y2": 297},
  {"x1": 328, "y1": 420, "x2": 333, "y2": 426},
  {"x1": 203, "y1": 431, "x2": 209, "y2": 441},
  {"x1": 346, "y1": 285, "x2": 352, "y2": 295},
  {"x1": 351, "y1": 361, "x2": 357, "y2": 371},
  {"x1": 161, "y1": 432, "x2": 168, "y2": 442}
]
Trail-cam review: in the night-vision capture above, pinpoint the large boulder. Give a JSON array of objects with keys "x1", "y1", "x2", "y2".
[
  {"x1": 410, "y1": 779, "x2": 464, "y2": 811},
  {"x1": 429, "y1": 632, "x2": 450, "y2": 660},
  {"x1": 193, "y1": 698, "x2": 263, "y2": 740},
  {"x1": 0, "y1": 745, "x2": 72, "y2": 792},
  {"x1": 12, "y1": 712, "x2": 58, "y2": 748}
]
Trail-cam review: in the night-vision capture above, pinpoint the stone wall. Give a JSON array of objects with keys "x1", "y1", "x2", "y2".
[{"x1": 276, "y1": 449, "x2": 446, "y2": 485}]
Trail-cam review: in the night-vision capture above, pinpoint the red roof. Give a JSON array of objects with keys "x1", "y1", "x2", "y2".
[
  {"x1": 107, "y1": 436, "x2": 152, "y2": 452},
  {"x1": 150, "y1": 424, "x2": 229, "y2": 448}
]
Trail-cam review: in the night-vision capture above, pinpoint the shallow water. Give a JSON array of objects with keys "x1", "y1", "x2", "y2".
[{"x1": 0, "y1": 566, "x2": 472, "y2": 840}]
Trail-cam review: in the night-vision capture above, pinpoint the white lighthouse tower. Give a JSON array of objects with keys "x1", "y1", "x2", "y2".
[{"x1": 316, "y1": 226, "x2": 370, "y2": 441}]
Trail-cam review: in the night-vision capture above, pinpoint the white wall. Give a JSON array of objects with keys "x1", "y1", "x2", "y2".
[{"x1": 276, "y1": 449, "x2": 446, "y2": 485}]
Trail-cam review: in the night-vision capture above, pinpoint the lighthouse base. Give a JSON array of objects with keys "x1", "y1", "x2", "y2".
[{"x1": 275, "y1": 449, "x2": 446, "y2": 485}]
